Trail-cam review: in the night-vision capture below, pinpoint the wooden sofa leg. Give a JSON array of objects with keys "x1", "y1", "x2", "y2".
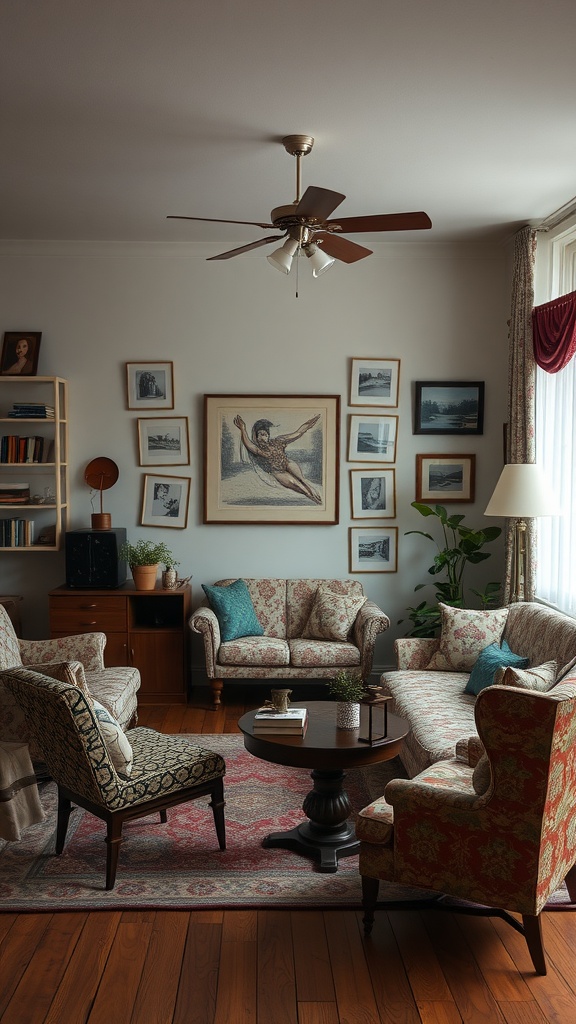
[
  {"x1": 362, "y1": 875, "x2": 380, "y2": 935},
  {"x1": 210, "y1": 680, "x2": 223, "y2": 709},
  {"x1": 210, "y1": 776, "x2": 226, "y2": 850},
  {"x1": 105, "y1": 818, "x2": 124, "y2": 891},
  {"x1": 522, "y1": 914, "x2": 547, "y2": 975},
  {"x1": 56, "y1": 789, "x2": 73, "y2": 854}
]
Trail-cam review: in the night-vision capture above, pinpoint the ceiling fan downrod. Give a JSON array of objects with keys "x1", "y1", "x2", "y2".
[{"x1": 282, "y1": 134, "x2": 314, "y2": 204}]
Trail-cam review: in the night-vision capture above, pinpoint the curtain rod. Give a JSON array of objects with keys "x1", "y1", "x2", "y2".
[{"x1": 536, "y1": 195, "x2": 576, "y2": 232}]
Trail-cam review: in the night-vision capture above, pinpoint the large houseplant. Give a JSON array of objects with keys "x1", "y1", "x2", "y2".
[
  {"x1": 120, "y1": 539, "x2": 176, "y2": 591},
  {"x1": 401, "y1": 502, "x2": 502, "y2": 637}
]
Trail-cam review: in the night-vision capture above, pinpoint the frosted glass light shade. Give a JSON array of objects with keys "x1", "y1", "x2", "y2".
[
  {"x1": 305, "y1": 243, "x2": 335, "y2": 277},
  {"x1": 267, "y1": 237, "x2": 299, "y2": 274},
  {"x1": 484, "y1": 464, "x2": 560, "y2": 518}
]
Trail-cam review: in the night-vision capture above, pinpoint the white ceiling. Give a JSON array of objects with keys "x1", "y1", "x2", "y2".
[{"x1": 2, "y1": 0, "x2": 576, "y2": 250}]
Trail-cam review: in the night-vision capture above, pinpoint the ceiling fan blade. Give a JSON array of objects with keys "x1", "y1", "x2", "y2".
[
  {"x1": 295, "y1": 186, "x2": 346, "y2": 222},
  {"x1": 324, "y1": 212, "x2": 432, "y2": 233},
  {"x1": 207, "y1": 235, "x2": 285, "y2": 261},
  {"x1": 167, "y1": 215, "x2": 274, "y2": 229},
  {"x1": 314, "y1": 232, "x2": 373, "y2": 264}
]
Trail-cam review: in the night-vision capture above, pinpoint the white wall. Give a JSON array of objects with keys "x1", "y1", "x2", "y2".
[{"x1": 0, "y1": 239, "x2": 510, "y2": 670}]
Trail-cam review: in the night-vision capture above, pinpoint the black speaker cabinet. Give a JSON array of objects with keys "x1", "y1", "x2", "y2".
[{"x1": 65, "y1": 528, "x2": 127, "y2": 589}]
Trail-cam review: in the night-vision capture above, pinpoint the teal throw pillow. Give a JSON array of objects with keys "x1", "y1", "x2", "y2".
[
  {"x1": 465, "y1": 640, "x2": 529, "y2": 696},
  {"x1": 202, "y1": 579, "x2": 264, "y2": 643}
]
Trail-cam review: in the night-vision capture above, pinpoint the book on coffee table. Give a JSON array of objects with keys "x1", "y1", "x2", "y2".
[{"x1": 253, "y1": 707, "x2": 308, "y2": 735}]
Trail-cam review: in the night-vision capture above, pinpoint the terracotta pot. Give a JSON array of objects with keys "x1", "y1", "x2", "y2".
[
  {"x1": 131, "y1": 563, "x2": 159, "y2": 591},
  {"x1": 336, "y1": 702, "x2": 361, "y2": 730}
]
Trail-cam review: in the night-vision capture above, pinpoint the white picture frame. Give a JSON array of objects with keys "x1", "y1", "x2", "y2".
[
  {"x1": 350, "y1": 358, "x2": 400, "y2": 407},
  {"x1": 349, "y1": 527, "x2": 398, "y2": 573},
  {"x1": 348, "y1": 414, "x2": 398, "y2": 464},
  {"x1": 126, "y1": 362, "x2": 174, "y2": 410},
  {"x1": 141, "y1": 473, "x2": 190, "y2": 529},
  {"x1": 137, "y1": 417, "x2": 190, "y2": 467}
]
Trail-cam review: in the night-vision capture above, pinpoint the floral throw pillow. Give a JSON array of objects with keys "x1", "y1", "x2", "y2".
[
  {"x1": 496, "y1": 660, "x2": 558, "y2": 692},
  {"x1": 91, "y1": 699, "x2": 133, "y2": 777},
  {"x1": 425, "y1": 604, "x2": 510, "y2": 672},
  {"x1": 26, "y1": 660, "x2": 92, "y2": 697},
  {"x1": 302, "y1": 587, "x2": 366, "y2": 642}
]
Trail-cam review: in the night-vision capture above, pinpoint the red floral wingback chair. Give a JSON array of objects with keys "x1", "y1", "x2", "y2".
[{"x1": 358, "y1": 681, "x2": 576, "y2": 974}]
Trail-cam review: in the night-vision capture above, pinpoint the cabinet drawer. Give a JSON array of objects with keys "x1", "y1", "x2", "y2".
[{"x1": 49, "y1": 596, "x2": 127, "y2": 633}]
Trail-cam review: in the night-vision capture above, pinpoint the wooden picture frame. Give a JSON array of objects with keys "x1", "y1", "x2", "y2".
[
  {"x1": 203, "y1": 394, "x2": 340, "y2": 524},
  {"x1": 350, "y1": 468, "x2": 396, "y2": 519},
  {"x1": 416, "y1": 453, "x2": 476, "y2": 503},
  {"x1": 348, "y1": 414, "x2": 398, "y2": 464},
  {"x1": 349, "y1": 358, "x2": 400, "y2": 407},
  {"x1": 1, "y1": 332, "x2": 42, "y2": 376},
  {"x1": 137, "y1": 417, "x2": 190, "y2": 467},
  {"x1": 349, "y1": 527, "x2": 398, "y2": 573},
  {"x1": 126, "y1": 362, "x2": 174, "y2": 410},
  {"x1": 141, "y1": 473, "x2": 190, "y2": 528},
  {"x1": 414, "y1": 381, "x2": 484, "y2": 435}
]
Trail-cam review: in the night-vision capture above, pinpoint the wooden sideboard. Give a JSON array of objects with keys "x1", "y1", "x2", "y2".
[{"x1": 48, "y1": 582, "x2": 191, "y2": 704}]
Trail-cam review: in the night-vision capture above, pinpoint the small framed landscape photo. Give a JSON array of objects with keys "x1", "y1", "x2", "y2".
[
  {"x1": 137, "y1": 417, "x2": 190, "y2": 467},
  {"x1": 416, "y1": 453, "x2": 476, "y2": 503},
  {"x1": 1, "y1": 332, "x2": 42, "y2": 376},
  {"x1": 350, "y1": 468, "x2": 396, "y2": 519},
  {"x1": 349, "y1": 527, "x2": 398, "y2": 573},
  {"x1": 141, "y1": 473, "x2": 190, "y2": 528},
  {"x1": 126, "y1": 362, "x2": 174, "y2": 410},
  {"x1": 350, "y1": 358, "x2": 400, "y2": 407},
  {"x1": 414, "y1": 381, "x2": 484, "y2": 435},
  {"x1": 348, "y1": 414, "x2": 398, "y2": 464}
]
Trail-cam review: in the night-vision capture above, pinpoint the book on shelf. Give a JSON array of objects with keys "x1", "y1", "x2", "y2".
[
  {"x1": 0, "y1": 482, "x2": 30, "y2": 504},
  {"x1": 8, "y1": 404, "x2": 55, "y2": 419},
  {"x1": 1, "y1": 435, "x2": 54, "y2": 463}
]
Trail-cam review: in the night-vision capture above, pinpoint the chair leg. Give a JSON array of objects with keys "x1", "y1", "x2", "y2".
[
  {"x1": 56, "y1": 789, "x2": 73, "y2": 854},
  {"x1": 160, "y1": 810, "x2": 168, "y2": 824},
  {"x1": 209, "y1": 776, "x2": 226, "y2": 850},
  {"x1": 522, "y1": 914, "x2": 547, "y2": 975},
  {"x1": 564, "y1": 862, "x2": 576, "y2": 902},
  {"x1": 362, "y1": 875, "x2": 380, "y2": 936},
  {"x1": 105, "y1": 818, "x2": 124, "y2": 891}
]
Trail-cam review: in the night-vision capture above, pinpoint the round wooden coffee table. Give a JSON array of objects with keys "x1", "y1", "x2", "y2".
[{"x1": 237, "y1": 701, "x2": 408, "y2": 873}]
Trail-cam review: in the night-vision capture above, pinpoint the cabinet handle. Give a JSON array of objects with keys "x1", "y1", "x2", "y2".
[
  {"x1": 130, "y1": 648, "x2": 135, "y2": 664},
  {"x1": 81, "y1": 621, "x2": 98, "y2": 626},
  {"x1": 81, "y1": 603, "x2": 98, "y2": 609}
]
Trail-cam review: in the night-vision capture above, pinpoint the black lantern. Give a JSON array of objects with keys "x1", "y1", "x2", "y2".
[{"x1": 358, "y1": 690, "x2": 392, "y2": 745}]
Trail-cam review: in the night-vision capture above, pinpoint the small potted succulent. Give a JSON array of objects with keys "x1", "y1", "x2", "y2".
[
  {"x1": 327, "y1": 669, "x2": 366, "y2": 729},
  {"x1": 161, "y1": 554, "x2": 181, "y2": 590},
  {"x1": 119, "y1": 539, "x2": 176, "y2": 591}
]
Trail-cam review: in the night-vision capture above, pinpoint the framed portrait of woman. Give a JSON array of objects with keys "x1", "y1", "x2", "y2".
[
  {"x1": 1, "y1": 332, "x2": 42, "y2": 376},
  {"x1": 203, "y1": 394, "x2": 340, "y2": 524}
]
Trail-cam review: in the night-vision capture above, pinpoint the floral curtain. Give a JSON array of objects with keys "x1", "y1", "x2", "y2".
[
  {"x1": 532, "y1": 290, "x2": 576, "y2": 372},
  {"x1": 504, "y1": 225, "x2": 537, "y2": 602}
]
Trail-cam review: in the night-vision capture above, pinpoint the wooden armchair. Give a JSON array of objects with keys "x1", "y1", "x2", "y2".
[{"x1": 358, "y1": 681, "x2": 576, "y2": 974}]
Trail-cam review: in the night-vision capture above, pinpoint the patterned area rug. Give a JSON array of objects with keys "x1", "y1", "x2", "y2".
[{"x1": 1, "y1": 734, "x2": 573, "y2": 913}]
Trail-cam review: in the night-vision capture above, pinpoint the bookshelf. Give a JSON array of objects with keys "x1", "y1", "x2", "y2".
[{"x1": 0, "y1": 377, "x2": 68, "y2": 551}]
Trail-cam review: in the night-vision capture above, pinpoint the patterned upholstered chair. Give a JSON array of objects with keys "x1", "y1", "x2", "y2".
[
  {"x1": 3, "y1": 666, "x2": 226, "y2": 889},
  {"x1": 358, "y1": 682, "x2": 576, "y2": 974},
  {"x1": 0, "y1": 603, "x2": 140, "y2": 760}
]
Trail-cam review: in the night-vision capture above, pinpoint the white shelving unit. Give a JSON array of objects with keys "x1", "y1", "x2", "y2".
[{"x1": 0, "y1": 376, "x2": 68, "y2": 551}]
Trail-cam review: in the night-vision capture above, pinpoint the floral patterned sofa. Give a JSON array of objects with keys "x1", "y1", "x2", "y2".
[
  {"x1": 380, "y1": 601, "x2": 576, "y2": 778},
  {"x1": 190, "y1": 578, "x2": 389, "y2": 708}
]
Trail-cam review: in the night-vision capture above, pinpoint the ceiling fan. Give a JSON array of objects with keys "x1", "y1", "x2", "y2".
[{"x1": 167, "y1": 135, "x2": 432, "y2": 276}]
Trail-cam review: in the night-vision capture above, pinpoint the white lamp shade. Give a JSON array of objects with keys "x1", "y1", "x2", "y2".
[
  {"x1": 305, "y1": 244, "x2": 335, "y2": 277},
  {"x1": 267, "y1": 237, "x2": 299, "y2": 274},
  {"x1": 484, "y1": 464, "x2": 560, "y2": 518}
]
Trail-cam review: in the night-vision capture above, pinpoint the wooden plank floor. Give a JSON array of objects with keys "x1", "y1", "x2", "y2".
[{"x1": 2, "y1": 686, "x2": 576, "y2": 1024}]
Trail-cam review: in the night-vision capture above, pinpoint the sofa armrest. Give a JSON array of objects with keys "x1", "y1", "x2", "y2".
[
  {"x1": 394, "y1": 636, "x2": 440, "y2": 670},
  {"x1": 455, "y1": 734, "x2": 485, "y2": 767},
  {"x1": 353, "y1": 601, "x2": 390, "y2": 681},
  {"x1": 19, "y1": 633, "x2": 106, "y2": 671},
  {"x1": 189, "y1": 607, "x2": 221, "y2": 678}
]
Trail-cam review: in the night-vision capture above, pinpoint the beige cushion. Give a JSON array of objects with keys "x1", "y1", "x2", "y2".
[
  {"x1": 26, "y1": 660, "x2": 92, "y2": 697},
  {"x1": 91, "y1": 699, "x2": 133, "y2": 777},
  {"x1": 425, "y1": 604, "x2": 509, "y2": 672},
  {"x1": 496, "y1": 660, "x2": 558, "y2": 692},
  {"x1": 302, "y1": 586, "x2": 366, "y2": 642}
]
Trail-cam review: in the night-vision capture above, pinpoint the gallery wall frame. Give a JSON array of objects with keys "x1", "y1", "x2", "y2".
[
  {"x1": 350, "y1": 468, "x2": 396, "y2": 519},
  {"x1": 414, "y1": 381, "x2": 484, "y2": 435},
  {"x1": 137, "y1": 417, "x2": 190, "y2": 467},
  {"x1": 1, "y1": 332, "x2": 42, "y2": 376},
  {"x1": 349, "y1": 526, "x2": 398, "y2": 573},
  {"x1": 126, "y1": 362, "x2": 174, "y2": 410},
  {"x1": 141, "y1": 473, "x2": 190, "y2": 528},
  {"x1": 349, "y1": 357, "x2": 400, "y2": 407},
  {"x1": 415, "y1": 453, "x2": 476, "y2": 503},
  {"x1": 204, "y1": 394, "x2": 340, "y2": 524},
  {"x1": 348, "y1": 414, "x2": 398, "y2": 464}
]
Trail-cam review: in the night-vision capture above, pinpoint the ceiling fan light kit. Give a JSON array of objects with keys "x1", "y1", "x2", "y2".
[{"x1": 167, "y1": 133, "x2": 431, "y2": 282}]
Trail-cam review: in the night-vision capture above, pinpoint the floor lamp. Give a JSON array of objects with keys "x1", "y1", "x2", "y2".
[{"x1": 484, "y1": 464, "x2": 559, "y2": 602}]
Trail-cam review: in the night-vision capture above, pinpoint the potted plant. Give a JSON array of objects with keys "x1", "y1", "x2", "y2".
[
  {"x1": 327, "y1": 669, "x2": 366, "y2": 729},
  {"x1": 161, "y1": 554, "x2": 181, "y2": 590},
  {"x1": 119, "y1": 539, "x2": 176, "y2": 591},
  {"x1": 400, "y1": 502, "x2": 502, "y2": 637}
]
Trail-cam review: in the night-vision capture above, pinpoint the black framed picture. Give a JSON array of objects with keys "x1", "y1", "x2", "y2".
[{"x1": 414, "y1": 381, "x2": 484, "y2": 435}]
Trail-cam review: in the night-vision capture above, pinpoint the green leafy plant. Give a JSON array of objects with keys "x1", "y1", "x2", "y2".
[
  {"x1": 119, "y1": 539, "x2": 176, "y2": 568},
  {"x1": 401, "y1": 502, "x2": 502, "y2": 638},
  {"x1": 326, "y1": 669, "x2": 366, "y2": 703}
]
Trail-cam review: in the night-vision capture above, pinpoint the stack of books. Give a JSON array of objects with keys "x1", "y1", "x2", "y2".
[
  {"x1": 253, "y1": 707, "x2": 308, "y2": 735},
  {"x1": 0, "y1": 481, "x2": 30, "y2": 505},
  {"x1": 8, "y1": 403, "x2": 55, "y2": 419}
]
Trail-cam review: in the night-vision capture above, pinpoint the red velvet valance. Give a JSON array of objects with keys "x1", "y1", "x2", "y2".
[{"x1": 532, "y1": 289, "x2": 576, "y2": 373}]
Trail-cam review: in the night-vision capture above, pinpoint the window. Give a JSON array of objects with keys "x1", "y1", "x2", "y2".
[{"x1": 534, "y1": 217, "x2": 576, "y2": 615}]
